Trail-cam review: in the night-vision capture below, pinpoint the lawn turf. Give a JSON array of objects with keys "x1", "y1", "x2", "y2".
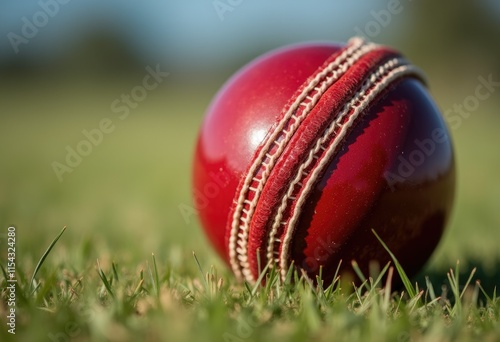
[{"x1": 0, "y1": 76, "x2": 499, "y2": 341}]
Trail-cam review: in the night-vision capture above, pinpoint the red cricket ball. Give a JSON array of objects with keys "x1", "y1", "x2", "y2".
[{"x1": 192, "y1": 37, "x2": 455, "y2": 285}]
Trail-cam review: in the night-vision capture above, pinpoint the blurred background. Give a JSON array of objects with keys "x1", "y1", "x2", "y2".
[{"x1": 0, "y1": 1, "x2": 499, "y2": 285}]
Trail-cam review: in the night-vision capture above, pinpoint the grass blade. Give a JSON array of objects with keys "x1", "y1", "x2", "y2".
[
  {"x1": 284, "y1": 260, "x2": 295, "y2": 285},
  {"x1": 132, "y1": 278, "x2": 145, "y2": 299},
  {"x1": 0, "y1": 263, "x2": 7, "y2": 282},
  {"x1": 372, "y1": 229, "x2": 416, "y2": 298},
  {"x1": 96, "y1": 259, "x2": 115, "y2": 298},
  {"x1": 149, "y1": 253, "x2": 160, "y2": 298},
  {"x1": 351, "y1": 260, "x2": 367, "y2": 290},
  {"x1": 112, "y1": 262, "x2": 119, "y2": 283},
  {"x1": 29, "y1": 226, "x2": 67, "y2": 293},
  {"x1": 192, "y1": 251, "x2": 208, "y2": 292},
  {"x1": 460, "y1": 267, "x2": 476, "y2": 299},
  {"x1": 247, "y1": 261, "x2": 272, "y2": 302},
  {"x1": 476, "y1": 281, "x2": 492, "y2": 302},
  {"x1": 382, "y1": 266, "x2": 394, "y2": 312},
  {"x1": 425, "y1": 276, "x2": 437, "y2": 302}
]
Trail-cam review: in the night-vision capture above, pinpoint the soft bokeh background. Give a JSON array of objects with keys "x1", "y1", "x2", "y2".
[{"x1": 1, "y1": 1, "x2": 499, "y2": 287}]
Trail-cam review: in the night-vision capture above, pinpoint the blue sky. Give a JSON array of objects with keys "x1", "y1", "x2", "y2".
[
  {"x1": 0, "y1": 1, "x2": 380, "y2": 68},
  {"x1": 1, "y1": 1, "x2": 498, "y2": 70}
]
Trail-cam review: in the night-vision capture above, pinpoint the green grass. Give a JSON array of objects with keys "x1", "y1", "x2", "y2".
[{"x1": 0, "y1": 77, "x2": 499, "y2": 341}]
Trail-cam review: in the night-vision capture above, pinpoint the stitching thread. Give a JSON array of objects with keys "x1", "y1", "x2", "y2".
[
  {"x1": 278, "y1": 61, "x2": 424, "y2": 281},
  {"x1": 228, "y1": 38, "x2": 376, "y2": 281}
]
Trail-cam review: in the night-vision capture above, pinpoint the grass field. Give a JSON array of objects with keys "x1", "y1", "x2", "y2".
[{"x1": 0, "y1": 75, "x2": 499, "y2": 341}]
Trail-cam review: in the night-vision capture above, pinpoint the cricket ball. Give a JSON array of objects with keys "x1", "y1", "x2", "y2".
[{"x1": 192, "y1": 37, "x2": 455, "y2": 285}]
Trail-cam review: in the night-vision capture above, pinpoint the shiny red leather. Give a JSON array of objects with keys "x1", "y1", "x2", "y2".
[{"x1": 192, "y1": 42, "x2": 455, "y2": 283}]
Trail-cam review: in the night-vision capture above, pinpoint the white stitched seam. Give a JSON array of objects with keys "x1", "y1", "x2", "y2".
[
  {"x1": 229, "y1": 38, "x2": 377, "y2": 282},
  {"x1": 277, "y1": 61, "x2": 424, "y2": 281},
  {"x1": 267, "y1": 59, "x2": 408, "y2": 274},
  {"x1": 229, "y1": 39, "x2": 371, "y2": 281}
]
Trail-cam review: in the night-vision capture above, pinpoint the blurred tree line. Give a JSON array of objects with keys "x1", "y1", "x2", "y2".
[
  {"x1": 403, "y1": 1, "x2": 500, "y2": 90},
  {"x1": 1, "y1": 1, "x2": 498, "y2": 95}
]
